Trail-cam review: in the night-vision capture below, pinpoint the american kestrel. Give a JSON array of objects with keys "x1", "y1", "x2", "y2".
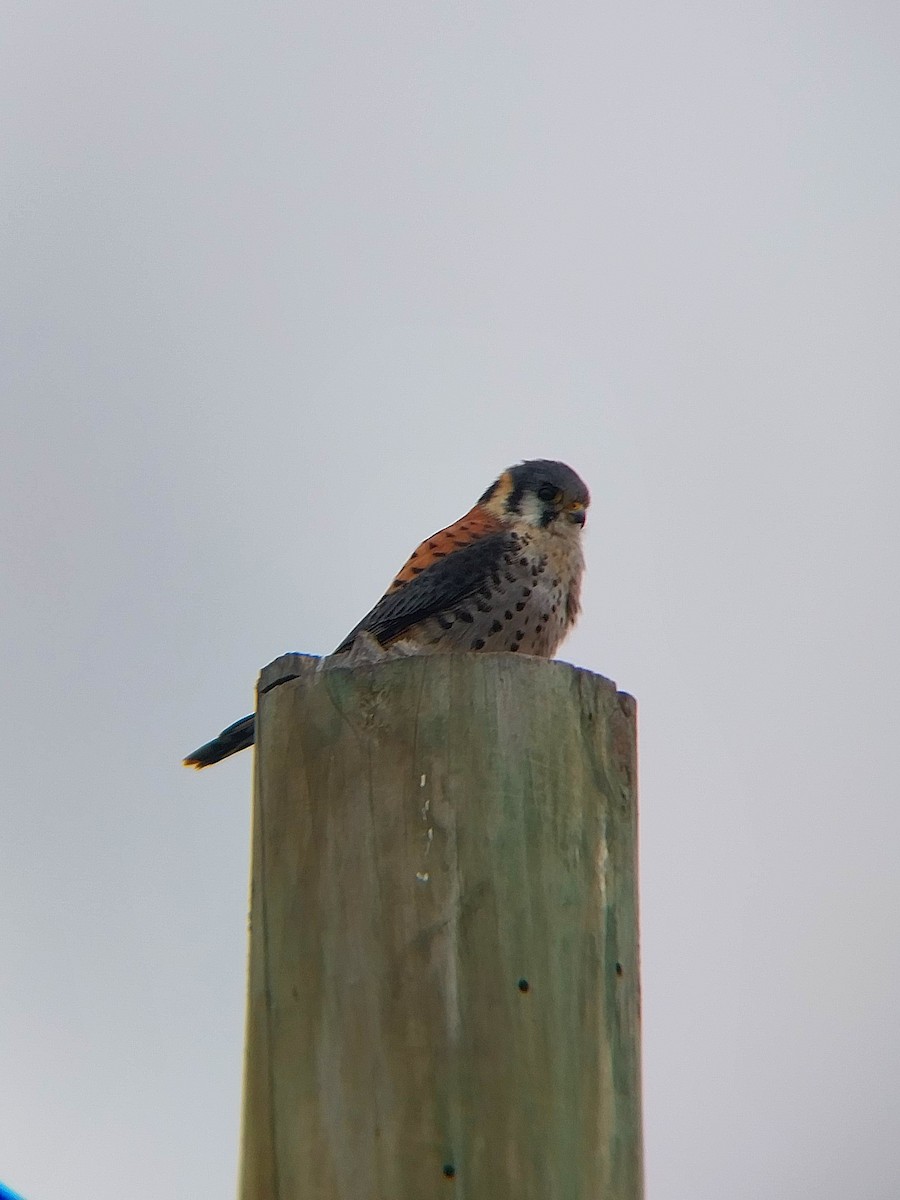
[{"x1": 184, "y1": 459, "x2": 589, "y2": 768}]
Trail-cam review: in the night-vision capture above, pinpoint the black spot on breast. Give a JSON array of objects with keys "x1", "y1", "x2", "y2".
[
  {"x1": 456, "y1": 610, "x2": 474, "y2": 624},
  {"x1": 437, "y1": 615, "x2": 454, "y2": 630},
  {"x1": 515, "y1": 601, "x2": 525, "y2": 612},
  {"x1": 504, "y1": 570, "x2": 516, "y2": 583},
  {"x1": 509, "y1": 643, "x2": 520, "y2": 652},
  {"x1": 515, "y1": 629, "x2": 525, "y2": 641},
  {"x1": 535, "y1": 623, "x2": 543, "y2": 634},
  {"x1": 490, "y1": 620, "x2": 503, "y2": 634},
  {"x1": 491, "y1": 572, "x2": 501, "y2": 586},
  {"x1": 505, "y1": 610, "x2": 513, "y2": 620},
  {"x1": 476, "y1": 600, "x2": 492, "y2": 613},
  {"x1": 471, "y1": 637, "x2": 485, "y2": 650},
  {"x1": 521, "y1": 587, "x2": 532, "y2": 597},
  {"x1": 519, "y1": 557, "x2": 529, "y2": 567}
]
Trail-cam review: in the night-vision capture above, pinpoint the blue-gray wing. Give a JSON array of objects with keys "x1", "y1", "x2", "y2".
[{"x1": 334, "y1": 531, "x2": 516, "y2": 653}]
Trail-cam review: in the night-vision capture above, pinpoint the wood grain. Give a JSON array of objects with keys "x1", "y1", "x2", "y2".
[{"x1": 239, "y1": 654, "x2": 642, "y2": 1200}]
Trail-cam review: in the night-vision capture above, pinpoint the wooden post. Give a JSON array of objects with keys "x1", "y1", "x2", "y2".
[{"x1": 239, "y1": 654, "x2": 642, "y2": 1200}]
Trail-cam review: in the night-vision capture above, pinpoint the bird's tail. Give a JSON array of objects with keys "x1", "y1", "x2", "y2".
[{"x1": 183, "y1": 714, "x2": 255, "y2": 769}]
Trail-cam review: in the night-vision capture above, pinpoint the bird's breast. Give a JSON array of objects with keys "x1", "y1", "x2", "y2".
[{"x1": 406, "y1": 529, "x2": 584, "y2": 658}]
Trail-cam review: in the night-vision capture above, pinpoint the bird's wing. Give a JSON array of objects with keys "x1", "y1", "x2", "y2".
[
  {"x1": 383, "y1": 505, "x2": 503, "y2": 593},
  {"x1": 334, "y1": 530, "x2": 516, "y2": 653}
]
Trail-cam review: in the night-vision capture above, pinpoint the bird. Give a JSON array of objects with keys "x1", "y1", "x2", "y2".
[{"x1": 184, "y1": 458, "x2": 589, "y2": 768}]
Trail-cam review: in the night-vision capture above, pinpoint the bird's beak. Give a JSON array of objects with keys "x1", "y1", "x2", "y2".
[{"x1": 566, "y1": 503, "x2": 586, "y2": 527}]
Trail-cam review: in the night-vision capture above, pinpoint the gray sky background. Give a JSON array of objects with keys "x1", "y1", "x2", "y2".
[{"x1": 2, "y1": 1, "x2": 898, "y2": 1197}]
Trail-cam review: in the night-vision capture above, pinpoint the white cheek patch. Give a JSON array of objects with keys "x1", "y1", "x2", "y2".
[{"x1": 517, "y1": 493, "x2": 545, "y2": 526}]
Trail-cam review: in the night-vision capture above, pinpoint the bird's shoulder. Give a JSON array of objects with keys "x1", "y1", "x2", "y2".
[
  {"x1": 384, "y1": 504, "x2": 506, "y2": 594},
  {"x1": 334, "y1": 514, "x2": 523, "y2": 653}
]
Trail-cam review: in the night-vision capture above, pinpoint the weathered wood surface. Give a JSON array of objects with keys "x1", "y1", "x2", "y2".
[{"x1": 239, "y1": 654, "x2": 642, "y2": 1200}]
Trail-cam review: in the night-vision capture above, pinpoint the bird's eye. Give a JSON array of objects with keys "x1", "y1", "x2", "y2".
[{"x1": 537, "y1": 483, "x2": 561, "y2": 503}]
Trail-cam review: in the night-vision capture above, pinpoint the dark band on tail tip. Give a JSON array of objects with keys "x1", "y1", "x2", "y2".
[
  {"x1": 182, "y1": 672, "x2": 303, "y2": 768},
  {"x1": 183, "y1": 714, "x2": 255, "y2": 769}
]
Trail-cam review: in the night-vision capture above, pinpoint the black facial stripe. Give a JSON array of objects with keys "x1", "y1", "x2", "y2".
[{"x1": 505, "y1": 484, "x2": 524, "y2": 514}]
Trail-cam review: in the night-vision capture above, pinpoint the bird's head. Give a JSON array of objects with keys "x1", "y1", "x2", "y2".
[{"x1": 479, "y1": 459, "x2": 590, "y2": 530}]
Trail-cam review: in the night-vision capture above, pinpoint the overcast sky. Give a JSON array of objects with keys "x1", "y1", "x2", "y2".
[{"x1": 2, "y1": 1, "x2": 899, "y2": 1197}]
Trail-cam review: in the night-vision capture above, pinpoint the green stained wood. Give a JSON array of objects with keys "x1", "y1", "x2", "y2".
[{"x1": 239, "y1": 653, "x2": 642, "y2": 1200}]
